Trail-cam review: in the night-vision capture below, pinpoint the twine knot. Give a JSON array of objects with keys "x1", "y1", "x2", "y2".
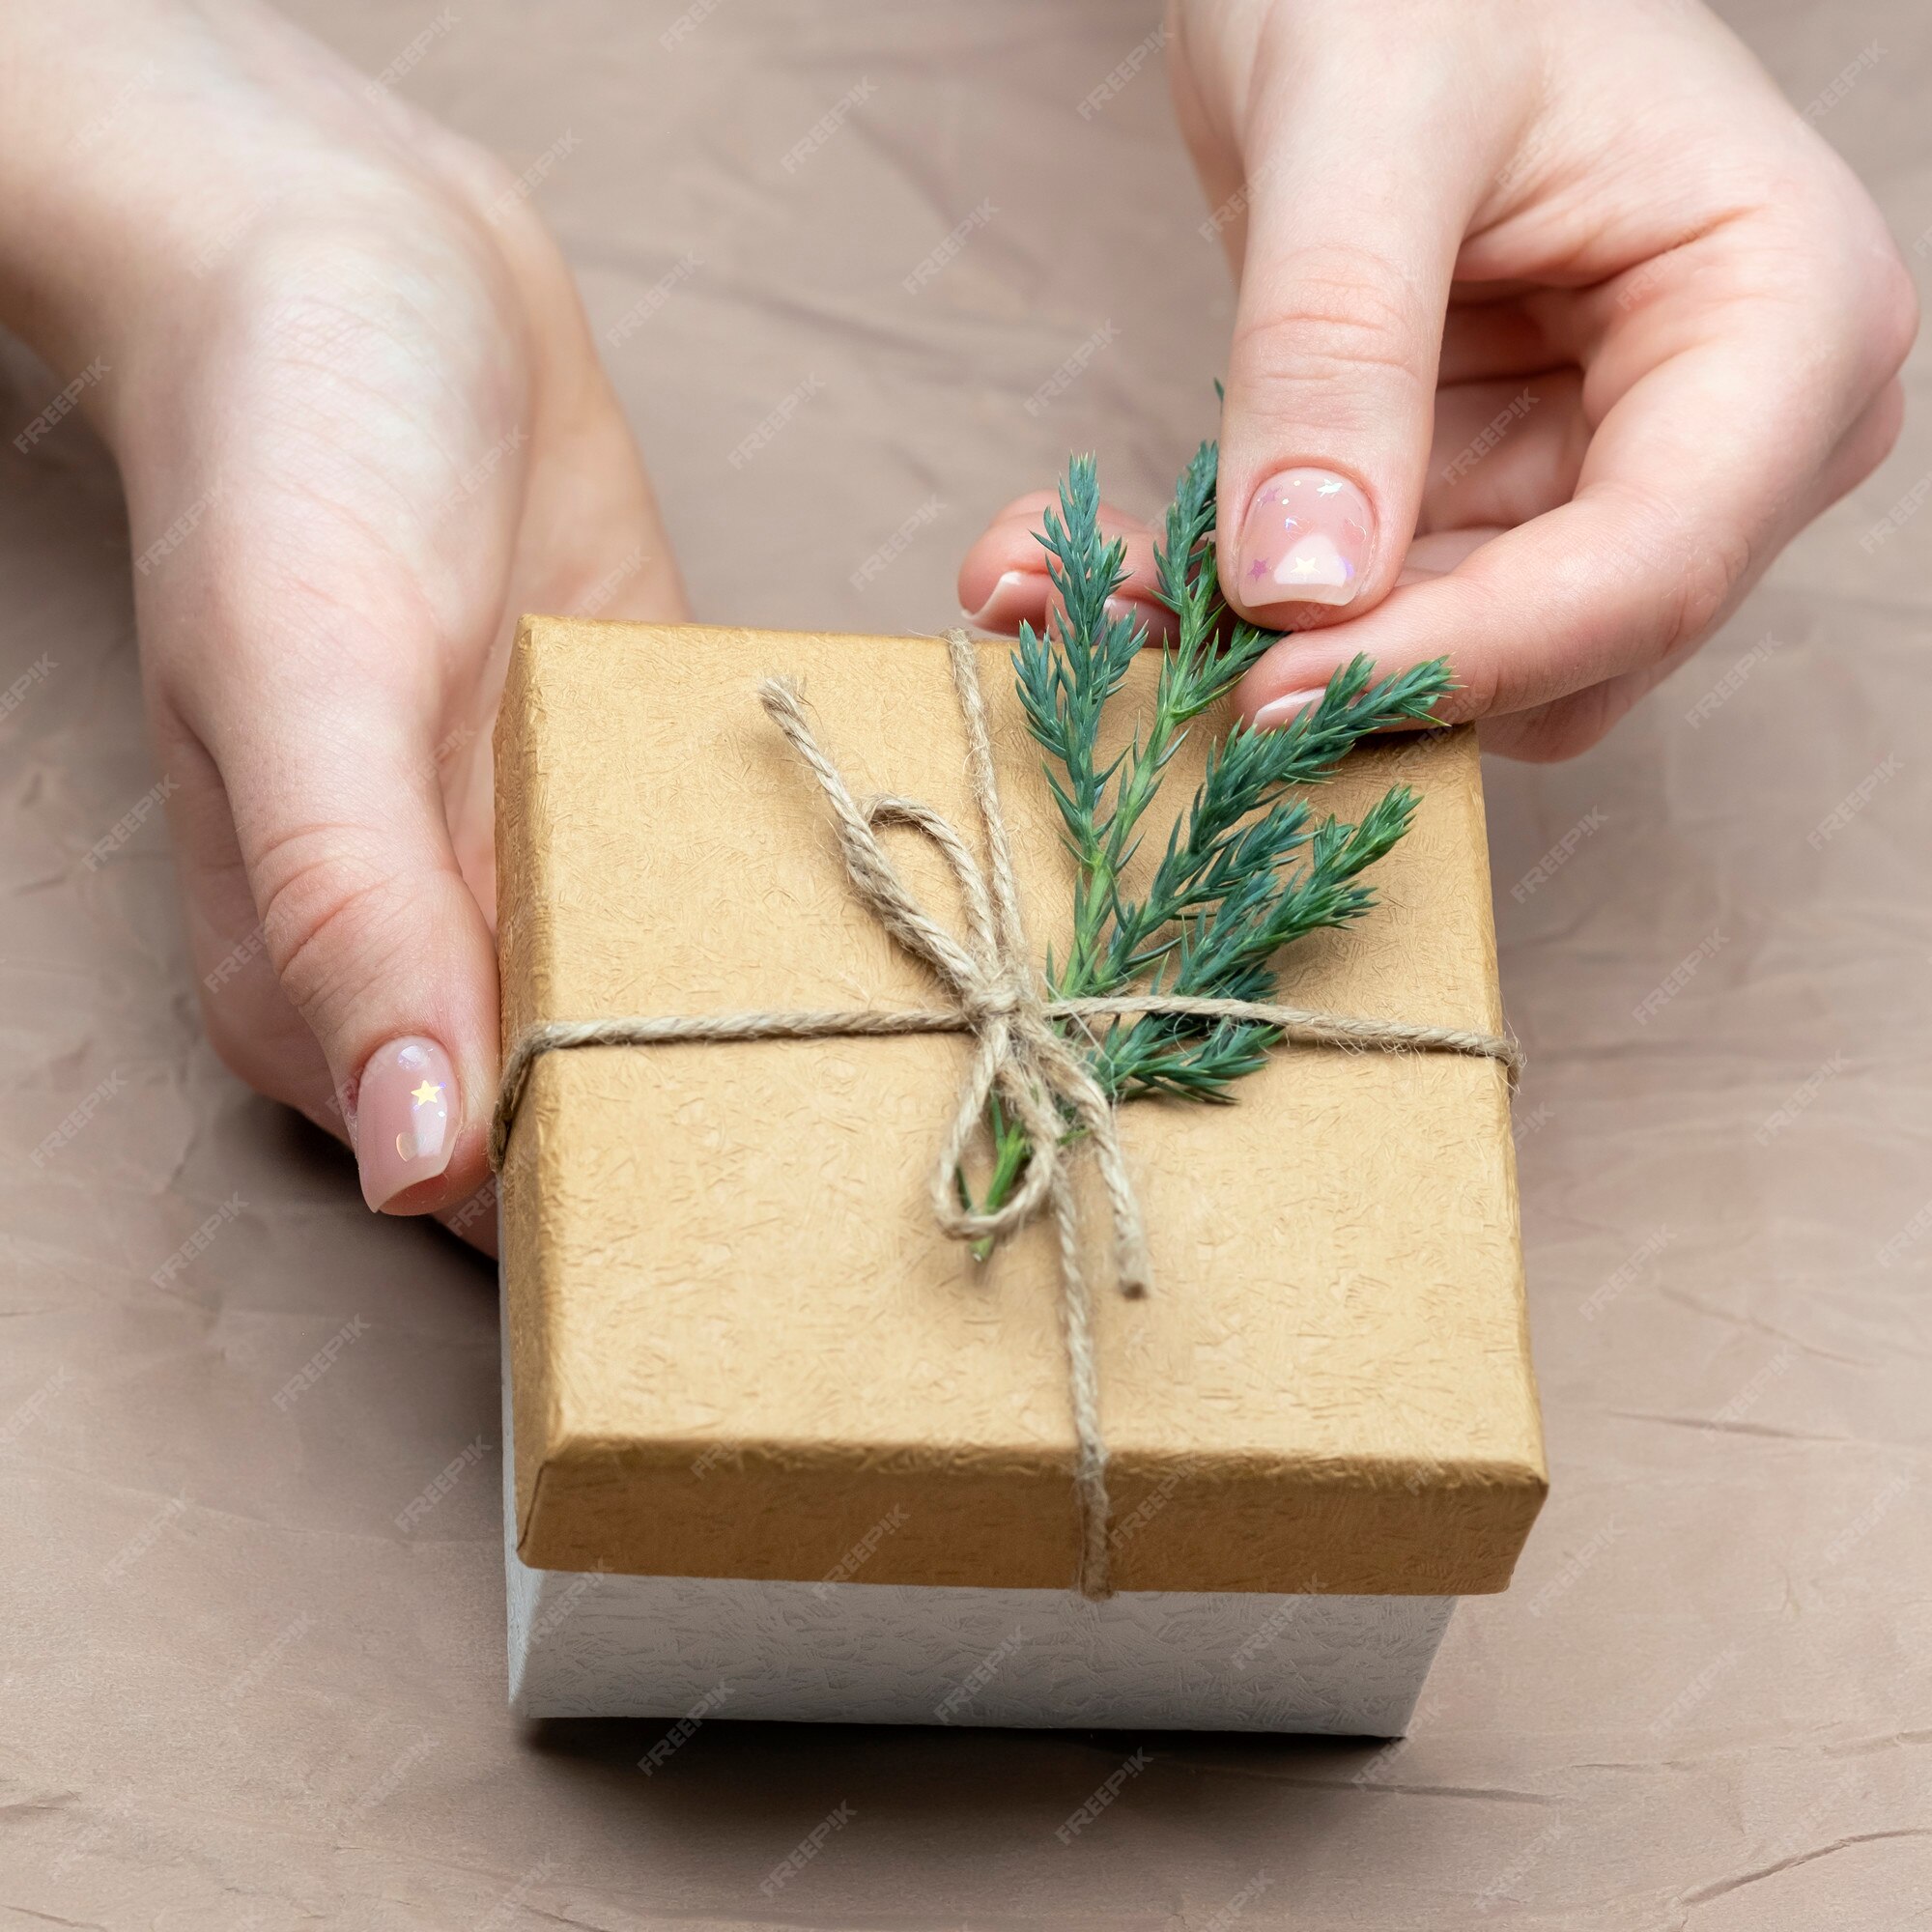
[{"x1": 758, "y1": 663, "x2": 1154, "y2": 1313}]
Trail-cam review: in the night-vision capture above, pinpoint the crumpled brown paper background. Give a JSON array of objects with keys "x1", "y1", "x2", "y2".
[{"x1": 2, "y1": 1, "x2": 1926, "y2": 1924}]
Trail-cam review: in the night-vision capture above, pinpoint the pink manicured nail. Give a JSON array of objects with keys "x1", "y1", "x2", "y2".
[
  {"x1": 962, "y1": 569, "x2": 1048, "y2": 631},
  {"x1": 355, "y1": 1037, "x2": 456, "y2": 1211},
  {"x1": 1252, "y1": 689, "x2": 1325, "y2": 729},
  {"x1": 1236, "y1": 469, "x2": 1375, "y2": 611}
]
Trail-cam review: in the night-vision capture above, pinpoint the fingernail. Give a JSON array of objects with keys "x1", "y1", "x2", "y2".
[
  {"x1": 1236, "y1": 469, "x2": 1375, "y2": 611},
  {"x1": 962, "y1": 568, "x2": 1048, "y2": 631},
  {"x1": 1252, "y1": 688, "x2": 1325, "y2": 729},
  {"x1": 355, "y1": 1036, "x2": 456, "y2": 1211}
]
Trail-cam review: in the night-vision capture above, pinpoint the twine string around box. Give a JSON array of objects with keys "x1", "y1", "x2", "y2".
[{"x1": 490, "y1": 628, "x2": 1521, "y2": 1600}]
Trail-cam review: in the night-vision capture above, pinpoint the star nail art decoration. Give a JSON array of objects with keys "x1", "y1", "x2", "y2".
[{"x1": 411, "y1": 1080, "x2": 443, "y2": 1107}]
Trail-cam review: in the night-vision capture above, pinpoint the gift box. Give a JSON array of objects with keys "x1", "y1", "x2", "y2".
[{"x1": 494, "y1": 615, "x2": 1545, "y2": 1731}]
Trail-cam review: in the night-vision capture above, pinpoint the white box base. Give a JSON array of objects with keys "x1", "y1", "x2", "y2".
[
  {"x1": 501, "y1": 1323, "x2": 1454, "y2": 1733},
  {"x1": 507, "y1": 1555, "x2": 1453, "y2": 1734}
]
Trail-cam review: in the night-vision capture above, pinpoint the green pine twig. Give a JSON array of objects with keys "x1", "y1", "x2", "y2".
[{"x1": 966, "y1": 438, "x2": 1453, "y2": 1235}]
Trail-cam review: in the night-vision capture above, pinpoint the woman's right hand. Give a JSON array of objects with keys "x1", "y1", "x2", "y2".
[
  {"x1": 960, "y1": 0, "x2": 1913, "y2": 763},
  {"x1": 3, "y1": 1, "x2": 687, "y2": 1242}
]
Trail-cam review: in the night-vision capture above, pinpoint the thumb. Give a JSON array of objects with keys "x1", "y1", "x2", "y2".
[
  {"x1": 1213, "y1": 78, "x2": 1474, "y2": 634},
  {"x1": 217, "y1": 691, "x2": 498, "y2": 1217}
]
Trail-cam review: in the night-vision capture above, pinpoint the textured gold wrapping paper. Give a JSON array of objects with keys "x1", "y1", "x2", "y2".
[{"x1": 497, "y1": 618, "x2": 1546, "y2": 1594}]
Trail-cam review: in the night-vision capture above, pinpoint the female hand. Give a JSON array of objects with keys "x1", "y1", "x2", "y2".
[
  {"x1": 2, "y1": 2, "x2": 685, "y2": 1239},
  {"x1": 960, "y1": 0, "x2": 1915, "y2": 759}
]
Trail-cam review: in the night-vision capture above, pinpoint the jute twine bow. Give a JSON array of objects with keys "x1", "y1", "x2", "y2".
[{"x1": 492, "y1": 628, "x2": 1521, "y2": 1599}]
